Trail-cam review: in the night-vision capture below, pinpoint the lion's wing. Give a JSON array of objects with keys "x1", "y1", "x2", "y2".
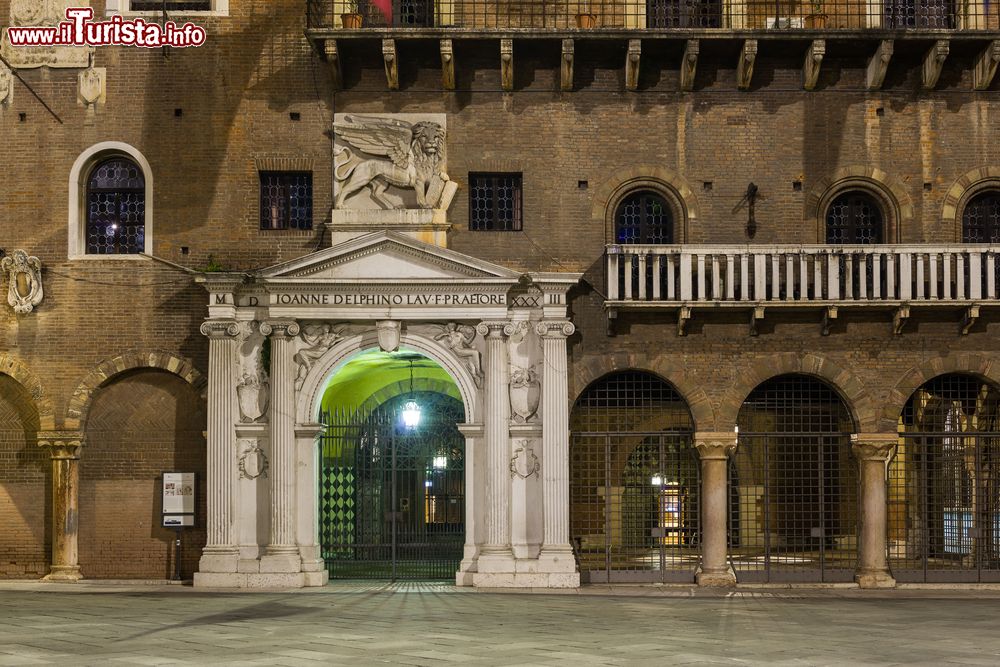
[{"x1": 334, "y1": 115, "x2": 413, "y2": 168}]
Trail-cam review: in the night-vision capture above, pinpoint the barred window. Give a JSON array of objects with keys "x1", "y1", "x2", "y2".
[
  {"x1": 647, "y1": 0, "x2": 722, "y2": 28},
  {"x1": 129, "y1": 1, "x2": 212, "y2": 10},
  {"x1": 86, "y1": 157, "x2": 146, "y2": 255},
  {"x1": 260, "y1": 172, "x2": 313, "y2": 230},
  {"x1": 469, "y1": 173, "x2": 522, "y2": 232},
  {"x1": 825, "y1": 191, "x2": 884, "y2": 244},
  {"x1": 615, "y1": 191, "x2": 673, "y2": 244},
  {"x1": 884, "y1": 0, "x2": 955, "y2": 28},
  {"x1": 961, "y1": 191, "x2": 1000, "y2": 243}
]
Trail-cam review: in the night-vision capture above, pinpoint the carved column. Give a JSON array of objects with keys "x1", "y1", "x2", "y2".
[
  {"x1": 695, "y1": 433, "x2": 738, "y2": 586},
  {"x1": 260, "y1": 320, "x2": 302, "y2": 571},
  {"x1": 475, "y1": 321, "x2": 514, "y2": 570},
  {"x1": 536, "y1": 321, "x2": 576, "y2": 575},
  {"x1": 37, "y1": 432, "x2": 83, "y2": 581},
  {"x1": 851, "y1": 433, "x2": 897, "y2": 589},
  {"x1": 198, "y1": 320, "x2": 241, "y2": 572}
]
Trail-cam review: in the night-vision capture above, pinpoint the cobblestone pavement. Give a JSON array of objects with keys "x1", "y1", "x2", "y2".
[{"x1": 2, "y1": 582, "x2": 1000, "y2": 666}]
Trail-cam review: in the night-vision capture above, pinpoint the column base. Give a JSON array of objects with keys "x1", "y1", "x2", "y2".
[
  {"x1": 198, "y1": 551, "x2": 239, "y2": 573},
  {"x1": 475, "y1": 549, "x2": 516, "y2": 573},
  {"x1": 193, "y1": 570, "x2": 327, "y2": 588},
  {"x1": 696, "y1": 566, "x2": 737, "y2": 587},
  {"x1": 536, "y1": 546, "x2": 578, "y2": 573},
  {"x1": 855, "y1": 569, "x2": 896, "y2": 589},
  {"x1": 43, "y1": 565, "x2": 82, "y2": 582},
  {"x1": 260, "y1": 552, "x2": 302, "y2": 573},
  {"x1": 472, "y1": 571, "x2": 580, "y2": 588}
]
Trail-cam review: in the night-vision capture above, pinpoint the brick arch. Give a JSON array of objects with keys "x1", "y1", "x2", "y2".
[
  {"x1": 887, "y1": 353, "x2": 1000, "y2": 426},
  {"x1": 0, "y1": 353, "x2": 54, "y2": 431},
  {"x1": 571, "y1": 353, "x2": 714, "y2": 432},
  {"x1": 941, "y1": 166, "x2": 1000, "y2": 241},
  {"x1": 591, "y1": 165, "x2": 700, "y2": 244},
  {"x1": 805, "y1": 166, "x2": 914, "y2": 243},
  {"x1": 66, "y1": 350, "x2": 206, "y2": 430},
  {"x1": 716, "y1": 353, "x2": 877, "y2": 432}
]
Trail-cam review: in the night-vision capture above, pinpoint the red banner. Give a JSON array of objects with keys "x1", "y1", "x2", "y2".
[{"x1": 371, "y1": 0, "x2": 393, "y2": 23}]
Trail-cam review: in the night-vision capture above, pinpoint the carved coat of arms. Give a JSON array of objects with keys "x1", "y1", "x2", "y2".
[
  {"x1": 3, "y1": 0, "x2": 92, "y2": 69},
  {"x1": 1, "y1": 250, "x2": 43, "y2": 314},
  {"x1": 334, "y1": 114, "x2": 450, "y2": 210}
]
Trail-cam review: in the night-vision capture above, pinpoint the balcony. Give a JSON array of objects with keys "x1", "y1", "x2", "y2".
[{"x1": 605, "y1": 244, "x2": 1000, "y2": 335}]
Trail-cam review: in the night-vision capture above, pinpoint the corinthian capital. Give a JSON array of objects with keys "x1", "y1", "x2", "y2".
[
  {"x1": 694, "y1": 432, "x2": 738, "y2": 460},
  {"x1": 850, "y1": 433, "x2": 897, "y2": 462},
  {"x1": 534, "y1": 320, "x2": 575, "y2": 339},
  {"x1": 260, "y1": 320, "x2": 301, "y2": 338},
  {"x1": 37, "y1": 431, "x2": 84, "y2": 459}
]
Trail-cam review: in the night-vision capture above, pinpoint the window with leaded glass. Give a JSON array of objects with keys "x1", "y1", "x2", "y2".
[
  {"x1": 615, "y1": 191, "x2": 673, "y2": 244},
  {"x1": 884, "y1": 0, "x2": 955, "y2": 28},
  {"x1": 961, "y1": 191, "x2": 1000, "y2": 243},
  {"x1": 825, "y1": 191, "x2": 884, "y2": 244},
  {"x1": 469, "y1": 173, "x2": 522, "y2": 232},
  {"x1": 86, "y1": 157, "x2": 146, "y2": 255},
  {"x1": 647, "y1": 0, "x2": 722, "y2": 28},
  {"x1": 260, "y1": 172, "x2": 313, "y2": 230}
]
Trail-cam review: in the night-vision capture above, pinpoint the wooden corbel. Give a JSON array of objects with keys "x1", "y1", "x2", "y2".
[
  {"x1": 737, "y1": 40, "x2": 757, "y2": 91},
  {"x1": 440, "y1": 39, "x2": 455, "y2": 90},
  {"x1": 680, "y1": 40, "x2": 699, "y2": 92},
  {"x1": 973, "y1": 40, "x2": 1000, "y2": 91},
  {"x1": 501, "y1": 39, "x2": 514, "y2": 91},
  {"x1": 626, "y1": 40, "x2": 641, "y2": 91},
  {"x1": 922, "y1": 40, "x2": 949, "y2": 90},
  {"x1": 561, "y1": 39, "x2": 574, "y2": 92},
  {"x1": 382, "y1": 39, "x2": 399, "y2": 90},
  {"x1": 324, "y1": 39, "x2": 342, "y2": 90},
  {"x1": 866, "y1": 40, "x2": 893, "y2": 91},
  {"x1": 803, "y1": 40, "x2": 825, "y2": 91}
]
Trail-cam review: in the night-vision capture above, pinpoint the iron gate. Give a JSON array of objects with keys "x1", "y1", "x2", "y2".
[
  {"x1": 891, "y1": 374, "x2": 1000, "y2": 582},
  {"x1": 731, "y1": 375, "x2": 858, "y2": 582},
  {"x1": 570, "y1": 371, "x2": 700, "y2": 583},
  {"x1": 319, "y1": 391, "x2": 465, "y2": 580}
]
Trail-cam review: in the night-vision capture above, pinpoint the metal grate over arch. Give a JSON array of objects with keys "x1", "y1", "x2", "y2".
[
  {"x1": 570, "y1": 371, "x2": 699, "y2": 583},
  {"x1": 731, "y1": 374, "x2": 858, "y2": 582},
  {"x1": 891, "y1": 374, "x2": 1000, "y2": 582}
]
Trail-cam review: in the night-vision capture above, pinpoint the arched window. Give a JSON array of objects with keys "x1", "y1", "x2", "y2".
[
  {"x1": 826, "y1": 191, "x2": 884, "y2": 244},
  {"x1": 86, "y1": 157, "x2": 146, "y2": 255},
  {"x1": 961, "y1": 190, "x2": 1000, "y2": 243},
  {"x1": 615, "y1": 191, "x2": 673, "y2": 244}
]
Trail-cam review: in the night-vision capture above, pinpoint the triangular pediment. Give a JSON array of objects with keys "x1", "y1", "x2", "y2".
[{"x1": 256, "y1": 231, "x2": 522, "y2": 284}]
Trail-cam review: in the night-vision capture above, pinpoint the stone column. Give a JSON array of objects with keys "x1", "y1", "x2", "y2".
[
  {"x1": 197, "y1": 320, "x2": 240, "y2": 573},
  {"x1": 535, "y1": 321, "x2": 577, "y2": 578},
  {"x1": 851, "y1": 433, "x2": 897, "y2": 589},
  {"x1": 475, "y1": 321, "x2": 514, "y2": 571},
  {"x1": 37, "y1": 432, "x2": 83, "y2": 581},
  {"x1": 260, "y1": 320, "x2": 302, "y2": 572},
  {"x1": 695, "y1": 432, "x2": 738, "y2": 587}
]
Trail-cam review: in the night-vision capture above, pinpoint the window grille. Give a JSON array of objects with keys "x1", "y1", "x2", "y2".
[
  {"x1": 884, "y1": 0, "x2": 955, "y2": 28},
  {"x1": 355, "y1": 0, "x2": 435, "y2": 27},
  {"x1": 259, "y1": 172, "x2": 313, "y2": 230},
  {"x1": 86, "y1": 157, "x2": 146, "y2": 255},
  {"x1": 469, "y1": 173, "x2": 522, "y2": 232},
  {"x1": 615, "y1": 191, "x2": 673, "y2": 244},
  {"x1": 647, "y1": 0, "x2": 722, "y2": 27},
  {"x1": 130, "y1": 1, "x2": 212, "y2": 10},
  {"x1": 826, "y1": 191, "x2": 884, "y2": 244},
  {"x1": 962, "y1": 191, "x2": 1000, "y2": 243}
]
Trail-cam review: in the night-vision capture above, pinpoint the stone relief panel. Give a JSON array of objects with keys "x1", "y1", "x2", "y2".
[
  {"x1": 2, "y1": 1, "x2": 93, "y2": 69},
  {"x1": 509, "y1": 365, "x2": 540, "y2": 424},
  {"x1": 1, "y1": 250, "x2": 43, "y2": 314},
  {"x1": 333, "y1": 113, "x2": 455, "y2": 211},
  {"x1": 510, "y1": 440, "x2": 540, "y2": 479},
  {"x1": 237, "y1": 439, "x2": 269, "y2": 480},
  {"x1": 234, "y1": 322, "x2": 269, "y2": 423},
  {"x1": 0, "y1": 63, "x2": 11, "y2": 107},
  {"x1": 293, "y1": 323, "x2": 345, "y2": 390},
  {"x1": 433, "y1": 322, "x2": 482, "y2": 387}
]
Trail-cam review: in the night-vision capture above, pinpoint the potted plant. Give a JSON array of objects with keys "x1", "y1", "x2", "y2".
[
  {"x1": 341, "y1": 0, "x2": 363, "y2": 29},
  {"x1": 575, "y1": 1, "x2": 599, "y2": 28},
  {"x1": 804, "y1": 0, "x2": 828, "y2": 28}
]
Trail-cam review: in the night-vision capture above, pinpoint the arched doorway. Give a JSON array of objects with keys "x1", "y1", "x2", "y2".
[
  {"x1": 569, "y1": 370, "x2": 699, "y2": 583},
  {"x1": 891, "y1": 374, "x2": 1000, "y2": 582},
  {"x1": 731, "y1": 374, "x2": 858, "y2": 582},
  {"x1": 318, "y1": 349, "x2": 466, "y2": 581}
]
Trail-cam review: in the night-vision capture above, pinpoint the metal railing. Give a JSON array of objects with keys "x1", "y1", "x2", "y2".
[
  {"x1": 308, "y1": 0, "x2": 997, "y2": 30},
  {"x1": 606, "y1": 244, "x2": 1000, "y2": 304}
]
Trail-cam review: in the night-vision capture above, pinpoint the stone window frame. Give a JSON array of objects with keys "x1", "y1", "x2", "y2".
[
  {"x1": 606, "y1": 178, "x2": 688, "y2": 245},
  {"x1": 958, "y1": 184, "x2": 1000, "y2": 243},
  {"x1": 943, "y1": 168, "x2": 1000, "y2": 243},
  {"x1": 68, "y1": 142, "x2": 154, "y2": 261},
  {"x1": 105, "y1": 0, "x2": 229, "y2": 16},
  {"x1": 592, "y1": 167, "x2": 697, "y2": 245},
  {"x1": 811, "y1": 176, "x2": 904, "y2": 244}
]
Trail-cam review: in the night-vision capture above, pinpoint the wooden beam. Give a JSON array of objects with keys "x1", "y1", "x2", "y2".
[
  {"x1": 323, "y1": 39, "x2": 342, "y2": 90},
  {"x1": 961, "y1": 304, "x2": 980, "y2": 335},
  {"x1": 922, "y1": 40, "x2": 949, "y2": 90},
  {"x1": 440, "y1": 39, "x2": 455, "y2": 90},
  {"x1": 680, "y1": 39, "x2": 699, "y2": 92},
  {"x1": 382, "y1": 38, "x2": 398, "y2": 90},
  {"x1": 501, "y1": 38, "x2": 514, "y2": 91},
  {"x1": 866, "y1": 40, "x2": 893, "y2": 90},
  {"x1": 893, "y1": 305, "x2": 910, "y2": 335},
  {"x1": 973, "y1": 40, "x2": 1000, "y2": 91},
  {"x1": 737, "y1": 40, "x2": 757, "y2": 91},
  {"x1": 677, "y1": 306, "x2": 692, "y2": 337},
  {"x1": 626, "y1": 39, "x2": 641, "y2": 91},
  {"x1": 803, "y1": 39, "x2": 825, "y2": 91},
  {"x1": 561, "y1": 39, "x2": 574, "y2": 92}
]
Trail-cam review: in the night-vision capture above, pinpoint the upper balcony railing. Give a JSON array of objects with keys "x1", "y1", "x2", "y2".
[{"x1": 307, "y1": 0, "x2": 997, "y2": 32}]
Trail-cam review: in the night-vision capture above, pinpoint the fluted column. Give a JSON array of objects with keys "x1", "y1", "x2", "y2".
[
  {"x1": 198, "y1": 320, "x2": 240, "y2": 572},
  {"x1": 260, "y1": 320, "x2": 301, "y2": 569},
  {"x1": 536, "y1": 320, "x2": 576, "y2": 572},
  {"x1": 852, "y1": 433, "x2": 897, "y2": 589},
  {"x1": 695, "y1": 433, "x2": 738, "y2": 587},
  {"x1": 475, "y1": 320, "x2": 513, "y2": 569},
  {"x1": 37, "y1": 432, "x2": 83, "y2": 581}
]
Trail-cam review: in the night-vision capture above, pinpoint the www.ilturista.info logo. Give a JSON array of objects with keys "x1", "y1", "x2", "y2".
[{"x1": 6, "y1": 8, "x2": 206, "y2": 49}]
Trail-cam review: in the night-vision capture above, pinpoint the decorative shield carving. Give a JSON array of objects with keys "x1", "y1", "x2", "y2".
[
  {"x1": 236, "y1": 372, "x2": 269, "y2": 423},
  {"x1": 2, "y1": 1, "x2": 93, "y2": 69},
  {"x1": 0, "y1": 63, "x2": 11, "y2": 107},
  {"x1": 509, "y1": 365, "x2": 540, "y2": 424},
  {"x1": 1, "y1": 250, "x2": 43, "y2": 314},
  {"x1": 78, "y1": 67, "x2": 105, "y2": 107},
  {"x1": 238, "y1": 440, "x2": 269, "y2": 480},
  {"x1": 510, "y1": 440, "x2": 540, "y2": 479},
  {"x1": 376, "y1": 320, "x2": 401, "y2": 352}
]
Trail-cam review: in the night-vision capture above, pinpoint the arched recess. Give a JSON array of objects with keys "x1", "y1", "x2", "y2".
[
  {"x1": 65, "y1": 350, "x2": 206, "y2": 430},
  {"x1": 297, "y1": 331, "x2": 480, "y2": 426},
  {"x1": 0, "y1": 372, "x2": 48, "y2": 578},
  {"x1": 886, "y1": 353, "x2": 1000, "y2": 428},
  {"x1": 805, "y1": 166, "x2": 913, "y2": 243},
  {"x1": 569, "y1": 369, "x2": 700, "y2": 583},
  {"x1": 0, "y1": 354, "x2": 54, "y2": 431},
  {"x1": 68, "y1": 141, "x2": 154, "y2": 259},
  {"x1": 79, "y1": 368, "x2": 207, "y2": 579},
  {"x1": 591, "y1": 165, "x2": 699, "y2": 244},
  {"x1": 942, "y1": 167, "x2": 1000, "y2": 241},
  {"x1": 716, "y1": 353, "x2": 874, "y2": 432},
  {"x1": 572, "y1": 354, "x2": 714, "y2": 432}
]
